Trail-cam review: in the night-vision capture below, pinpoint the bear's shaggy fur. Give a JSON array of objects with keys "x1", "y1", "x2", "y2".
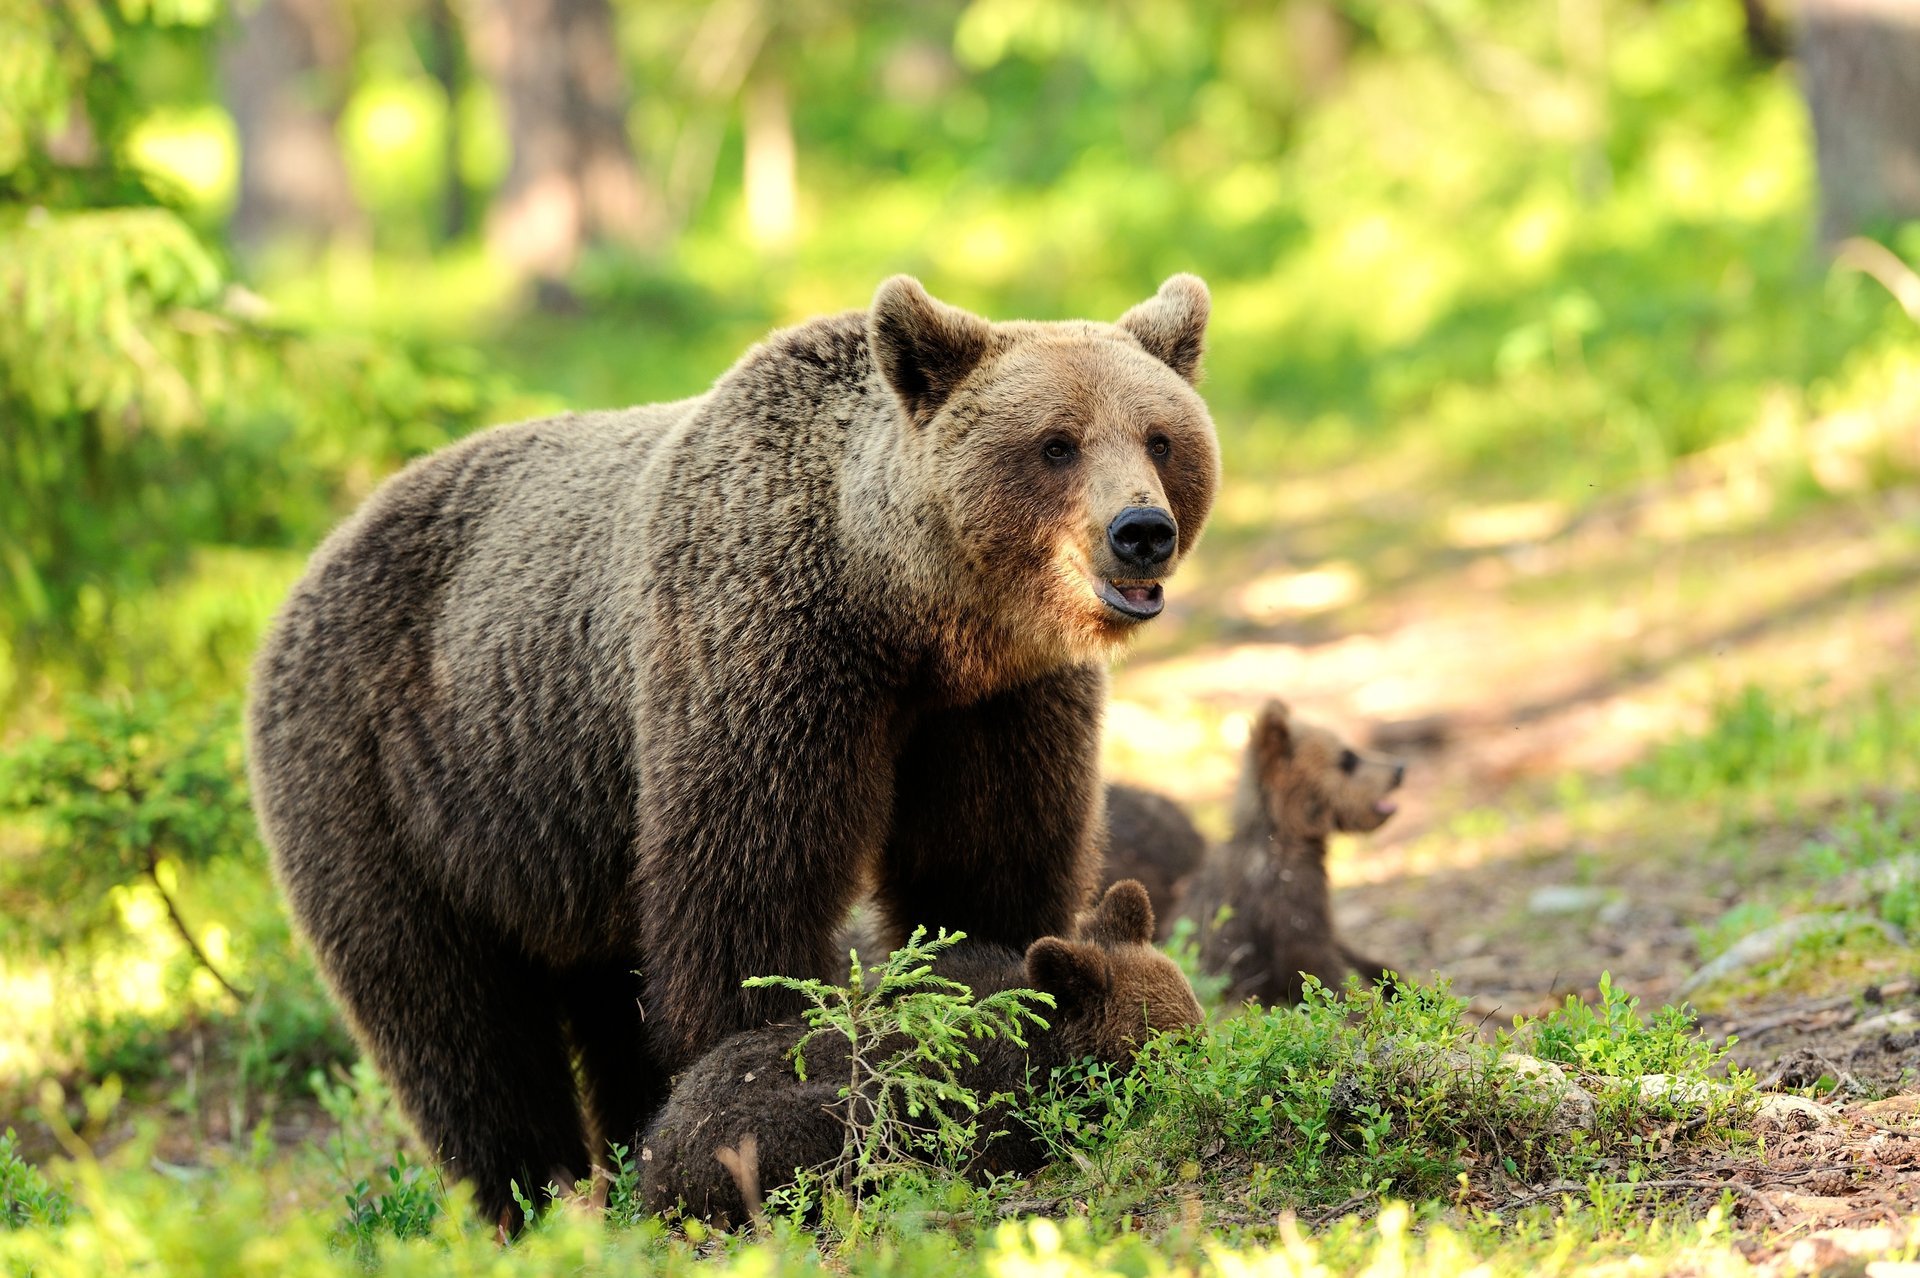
[
  {"x1": 1100, "y1": 783, "x2": 1206, "y2": 936},
  {"x1": 638, "y1": 882, "x2": 1200, "y2": 1226},
  {"x1": 246, "y1": 277, "x2": 1219, "y2": 1224},
  {"x1": 1179, "y1": 701, "x2": 1405, "y2": 1005}
]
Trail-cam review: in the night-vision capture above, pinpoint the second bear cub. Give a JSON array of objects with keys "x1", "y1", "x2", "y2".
[
  {"x1": 1179, "y1": 700, "x2": 1405, "y2": 1005},
  {"x1": 640, "y1": 881, "x2": 1200, "y2": 1225}
]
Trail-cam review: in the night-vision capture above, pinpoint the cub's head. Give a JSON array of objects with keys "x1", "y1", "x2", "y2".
[
  {"x1": 1242, "y1": 699, "x2": 1405, "y2": 839},
  {"x1": 1022, "y1": 880, "x2": 1203, "y2": 1061},
  {"x1": 867, "y1": 276, "x2": 1221, "y2": 677}
]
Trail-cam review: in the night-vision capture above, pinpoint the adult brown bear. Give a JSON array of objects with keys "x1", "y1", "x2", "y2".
[{"x1": 247, "y1": 276, "x2": 1219, "y2": 1225}]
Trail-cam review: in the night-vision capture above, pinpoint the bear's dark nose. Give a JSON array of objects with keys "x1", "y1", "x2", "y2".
[{"x1": 1107, "y1": 506, "x2": 1178, "y2": 571}]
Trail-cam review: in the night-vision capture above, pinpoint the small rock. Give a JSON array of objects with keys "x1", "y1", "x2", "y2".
[
  {"x1": 1856, "y1": 1008, "x2": 1919, "y2": 1035},
  {"x1": 1631, "y1": 1074, "x2": 1836, "y2": 1129},
  {"x1": 1528, "y1": 885, "x2": 1609, "y2": 915},
  {"x1": 1777, "y1": 1227, "x2": 1901, "y2": 1276},
  {"x1": 1379, "y1": 1042, "x2": 1597, "y2": 1133},
  {"x1": 1754, "y1": 1093, "x2": 1838, "y2": 1131},
  {"x1": 1498, "y1": 1052, "x2": 1596, "y2": 1134}
]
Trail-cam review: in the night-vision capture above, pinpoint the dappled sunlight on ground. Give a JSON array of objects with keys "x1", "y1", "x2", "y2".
[{"x1": 1105, "y1": 425, "x2": 1920, "y2": 1028}]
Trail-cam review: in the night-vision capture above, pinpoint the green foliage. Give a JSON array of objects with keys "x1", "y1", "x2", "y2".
[
  {"x1": 0, "y1": 0, "x2": 219, "y2": 207},
  {"x1": 0, "y1": 1130, "x2": 72, "y2": 1231},
  {"x1": 1509, "y1": 973, "x2": 1752, "y2": 1136},
  {"x1": 0, "y1": 202, "x2": 505, "y2": 701},
  {"x1": 313, "y1": 1059, "x2": 447, "y2": 1258},
  {"x1": 0, "y1": 0, "x2": 506, "y2": 704},
  {"x1": 1020, "y1": 975, "x2": 1748, "y2": 1218},
  {"x1": 1519, "y1": 974, "x2": 1728, "y2": 1081},
  {"x1": 1801, "y1": 797, "x2": 1920, "y2": 933},
  {"x1": 1631, "y1": 683, "x2": 1920, "y2": 801},
  {"x1": 0, "y1": 695, "x2": 355, "y2": 1098},
  {"x1": 334, "y1": 1152, "x2": 443, "y2": 1262},
  {"x1": 0, "y1": 695, "x2": 251, "y2": 948},
  {"x1": 742, "y1": 928, "x2": 1053, "y2": 1211}
]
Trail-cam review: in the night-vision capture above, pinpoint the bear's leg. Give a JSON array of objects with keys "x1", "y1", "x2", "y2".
[
  {"x1": 877, "y1": 664, "x2": 1106, "y2": 947},
  {"x1": 558, "y1": 961, "x2": 665, "y2": 1179},
  {"x1": 303, "y1": 857, "x2": 591, "y2": 1229},
  {"x1": 632, "y1": 689, "x2": 897, "y2": 1069}
]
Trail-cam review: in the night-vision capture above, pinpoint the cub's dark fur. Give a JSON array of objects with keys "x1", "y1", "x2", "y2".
[
  {"x1": 639, "y1": 882, "x2": 1200, "y2": 1226},
  {"x1": 247, "y1": 278, "x2": 1219, "y2": 1225},
  {"x1": 1100, "y1": 782, "x2": 1207, "y2": 935}
]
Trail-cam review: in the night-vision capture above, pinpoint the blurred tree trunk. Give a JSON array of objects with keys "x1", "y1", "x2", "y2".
[
  {"x1": 468, "y1": 0, "x2": 661, "y2": 280},
  {"x1": 1797, "y1": 0, "x2": 1920, "y2": 246},
  {"x1": 742, "y1": 72, "x2": 795, "y2": 248},
  {"x1": 1738, "y1": 0, "x2": 1787, "y2": 61},
  {"x1": 423, "y1": 0, "x2": 469, "y2": 242},
  {"x1": 1285, "y1": 0, "x2": 1350, "y2": 102},
  {"x1": 219, "y1": 0, "x2": 362, "y2": 253}
]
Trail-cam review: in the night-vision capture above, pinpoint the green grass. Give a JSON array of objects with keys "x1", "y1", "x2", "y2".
[{"x1": 0, "y1": 966, "x2": 1772, "y2": 1276}]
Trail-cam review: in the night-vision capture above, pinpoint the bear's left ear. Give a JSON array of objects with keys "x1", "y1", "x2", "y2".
[
  {"x1": 869, "y1": 275, "x2": 992, "y2": 426},
  {"x1": 1081, "y1": 879, "x2": 1155, "y2": 947},
  {"x1": 1252, "y1": 699, "x2": 1294, "y2": 765},
  {"x1": 1025, "y1": 937, "x2": 1112, "y2": 1011},
  {"x1": 1116, "y1": 274, "x2": 1210, "y2": 384}
]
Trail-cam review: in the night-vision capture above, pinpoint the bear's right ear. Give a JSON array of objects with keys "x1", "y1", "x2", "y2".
[
  {"x1": 1116, "y1": 274, "x2": 1210, "y2": 384},
  {"x1": 1025, "y1": 937, "x2": 1112, "y2": 1011},
  {"x1": 1081, "y1": 880, "x2": 1156, "y2": 947},
  {"x1": 1252, "y1": 698, "x2": 1294, "y2": 764},
  {"x1": 869, "y1": 275, "x2": 992, "y2": 426}
]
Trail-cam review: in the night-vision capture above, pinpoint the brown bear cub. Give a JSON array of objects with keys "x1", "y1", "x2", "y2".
[
  {"x1": 1100, "y1": 784, "x2": 1206, "y2": 937},
  {"x1": 1179, "y1": 700, "x2": 1405, "y2": 1005},
  {"x1": 639, "y1": 881, "x2": 1201, "y2": 1226}
]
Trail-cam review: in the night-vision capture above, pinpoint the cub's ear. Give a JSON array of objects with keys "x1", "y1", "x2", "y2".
[
  {"x1": 1116, "y1": 274, "x2": 1209, "y2": 384},
  {"x1": 869, "y1": 275, "x2": 992, "y2": 426},
  {"x1": 1082, "y1": 879, "x2": 1155, "y2": 947},
  {"x1": 1254, "y1": 698, "x2": 1294, "y2": 757},
  {"x1": 1024, "y1": 937, "x2": 1111, "y2": 1010}
]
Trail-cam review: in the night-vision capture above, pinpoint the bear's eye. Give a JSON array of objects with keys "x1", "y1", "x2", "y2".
[
  {"x1": 1148, "y1": 435, "x2": 1171, "y2": 459},
  {"x1": 1042, "y1": 438, "x2": 1077, "y2": 464},
  {"x1": 1339, "y1": 749, "x2": 1360, "y2": 775}
]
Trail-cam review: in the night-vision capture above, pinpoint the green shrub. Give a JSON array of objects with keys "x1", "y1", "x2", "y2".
[
  {"x1": 1020, "y1": 974, "x2": 1749, "y2": 1219},
  {"x1": 743, "y1": 928, "x2": 1053, "y2": 1216},
  {"x1": 0, "y1": 694, "x2": 355, "y2": 1097},
  {"x1": 334, "y1": 1152, "x2": 444, "y2": 1262},
  {"x1": 0, "y1": 1131, "x2": 72, "y2": 1232},
  {"x1": 0, "y1": 695, "x2": 252, "y2": 965}
]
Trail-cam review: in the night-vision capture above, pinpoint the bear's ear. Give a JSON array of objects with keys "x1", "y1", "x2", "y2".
[
  {"x1": 869, "y1": 275, "x2": 992, "y2": 426},
  {"x1": 1116, "y1": 274, "x2": 1210, "y2": 384},
  {"x1": 1025, "y1": 937, "x2": 1111, "y2": 1010},
  {"x1": 1082, "y1": 879, "x2": 1155, "y2": 947},
  {"x1": 1252, "y1": 699, "x2": 1294, "y2": 764}
]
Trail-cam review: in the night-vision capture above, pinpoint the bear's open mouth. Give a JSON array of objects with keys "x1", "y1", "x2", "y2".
[
  {"x1": 1373, "y1": 799, "x2": 1399, "y2": 816},
  {"x1": 1097, "y1": 579, "x2": 1165, "y2": 621}
]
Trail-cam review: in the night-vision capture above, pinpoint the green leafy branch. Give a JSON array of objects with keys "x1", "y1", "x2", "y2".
[
  {"x1": 0, "y1": 694, "x2": 255, "y2": 1002},
  {"x1": 743, "y1": 927, "x2": 1052, "y2": 1204}
]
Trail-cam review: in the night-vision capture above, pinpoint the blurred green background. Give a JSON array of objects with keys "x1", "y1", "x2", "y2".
[{"x1": 3, "y1": 0, "x2": 1919, "y2": 1121}]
